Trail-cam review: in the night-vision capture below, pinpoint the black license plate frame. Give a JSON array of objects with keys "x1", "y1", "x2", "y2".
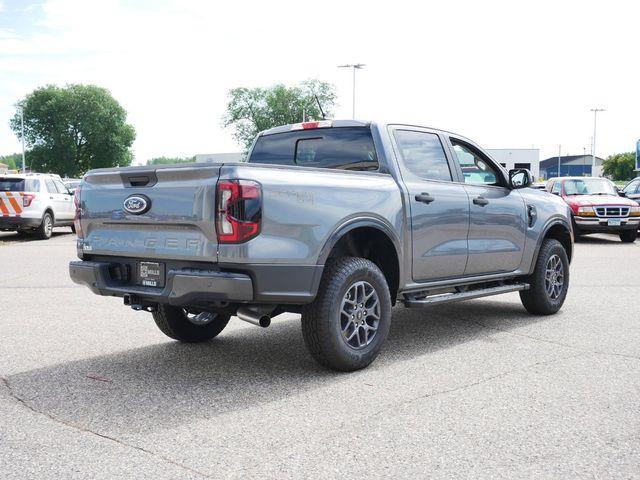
[{"x1": 137, "y1": 261, "x2": 165, "y2": 288}]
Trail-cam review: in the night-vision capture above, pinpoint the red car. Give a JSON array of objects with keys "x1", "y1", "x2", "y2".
[{"x1": 546, "y1": 176, "x2": 640, "y2": 242}]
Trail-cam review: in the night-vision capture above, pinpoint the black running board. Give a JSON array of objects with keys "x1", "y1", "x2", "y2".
[{"x1": 403, "y1": 283, "x2": 530, "y2": 308}]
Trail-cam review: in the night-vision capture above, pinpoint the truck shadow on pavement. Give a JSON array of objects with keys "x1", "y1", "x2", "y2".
[
  {"x1": 6, "y1": 299, "x2": 553, "y2": 433},
  {"x1": 0, "y1": 229, "x2": 73, "y2": 243},
  {"x1": 575, "y1": 234, "x2": 629, "y2": 244}
]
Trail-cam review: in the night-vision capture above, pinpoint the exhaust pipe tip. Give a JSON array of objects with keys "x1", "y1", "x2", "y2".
[{"x1": 237, "y1": 307, "x2": 272, "y2": 328}]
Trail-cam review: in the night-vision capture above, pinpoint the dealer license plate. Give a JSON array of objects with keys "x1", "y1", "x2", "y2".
[
  {"x1": 608, "y1": 218, "x2": 622, "y2": 226},
  {"x1": 137, "y1": 261, "x2": 165, "y2": 287}
]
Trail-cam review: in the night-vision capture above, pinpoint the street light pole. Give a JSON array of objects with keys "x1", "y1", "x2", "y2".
[
  {"x1": 18, "y1": 104, "x2": 26, "y2": 173},
  {"x1": 558, "y1": 145, "x2": 562, "y2": 178},
  {"x1": 590, "y1": 108, "x2": 605, "y2": 176},
  {"x1": 338, "y1": 63, "x2": 365, "y2": 119}
]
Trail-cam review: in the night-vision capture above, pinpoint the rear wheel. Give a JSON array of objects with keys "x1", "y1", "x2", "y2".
[
  {"x1": 35, "y1": 212, "x2": 53, "y2": 240},
  {"x1": 619, "y1": 230, "x2": 637, "y2": 243},
  {"x1": 301, "y1": 257, "x2": 392, "y2": 371},
  {"x1": 520, "y1": 239, "x2": 569, "y2": 315},
  {"x1": 152, "y1": 305, "x2": 230, "y2": 342}
]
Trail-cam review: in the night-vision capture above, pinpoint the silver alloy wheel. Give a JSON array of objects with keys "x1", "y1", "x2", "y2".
[
  {"x1": 184, "y1": 310, "x2": 217, "y2": 326},
  {"x1": 544, "y1": 254, "x2": 564, "y2": 300},
  {"x1": 44, "y1": 215, "x2": 53, "y2": 236},
  {"x1": 340, "y1": 280, "x2": 381, "y2": 350}
]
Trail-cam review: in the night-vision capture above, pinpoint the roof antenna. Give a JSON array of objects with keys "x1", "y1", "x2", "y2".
[{"x1": 314, "y1": 94, "x2": 326, "y2": 120}]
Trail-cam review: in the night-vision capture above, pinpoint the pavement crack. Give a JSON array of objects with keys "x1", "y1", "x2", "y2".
[
  {"x1": 466, "y1": 319, "x2": 640, "y2": 362},
  {"x1": 366, "y1": 352, "x2": 586, "y2": 420},
  {"x1": 0, "y1": 376, "x2": 212, "y2": 479}
]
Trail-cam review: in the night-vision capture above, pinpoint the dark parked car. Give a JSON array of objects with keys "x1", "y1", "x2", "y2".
[{"x1": 622, "y1": 178, "x2": 640, "y2": 203}]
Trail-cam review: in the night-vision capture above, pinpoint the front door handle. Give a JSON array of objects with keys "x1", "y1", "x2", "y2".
[
  {"x1": 415, "y1": 192, "x2": 435, "y2": 204},
  {"x1": 473, "y1": 196, "x2": 489, "y2": 206}
]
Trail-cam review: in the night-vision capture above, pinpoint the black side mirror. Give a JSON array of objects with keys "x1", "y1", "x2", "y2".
[
  {"x1": 509, "y1": 168, "x2": 533, "y2": 189},
  {"x1": 618, "y1": 190, "x2": 627, "y2": 197}
]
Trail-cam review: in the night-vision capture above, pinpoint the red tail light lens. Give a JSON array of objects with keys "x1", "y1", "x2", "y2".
[
  {"x1": 73, "y1": 185, "x2": 83, "y2": 238},
  {"x1": 22, "y1": 194, "x2": 35, "y2": 207},
  {"x1": 216, "y1": 180, "x2": 262, "y2": 243}
]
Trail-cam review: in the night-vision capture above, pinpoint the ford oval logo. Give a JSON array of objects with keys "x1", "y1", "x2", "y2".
[{"x1": 123, "y1": 195, "x2": 151, "y2": 215}]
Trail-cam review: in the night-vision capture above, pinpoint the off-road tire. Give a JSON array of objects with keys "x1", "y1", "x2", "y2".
[
  {"x1": 301, "y1": 256, "x2": 392, "y2": 371},
  {"x1": 619, "y1": 230, "x2": 637, "y2": 243},
  {"x1": 35, "y1": 212, "x2": 53, "y2": 240},
  {"x1": 152, "y1": 305, "x2": 230, "y2": 342},
  {"x1": 520, "y1": 239, "x2": 569, "y2": 315}
]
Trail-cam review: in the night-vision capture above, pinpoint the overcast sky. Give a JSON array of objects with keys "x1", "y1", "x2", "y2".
[{"x1": 0, "y1": 0, "x2": 638, "y2": 164}]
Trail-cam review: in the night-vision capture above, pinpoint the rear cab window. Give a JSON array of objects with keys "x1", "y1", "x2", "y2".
[
  {"x1": 248, "y1": 127, "x2": 378, "y2": 171},
  {"x1": 0, "y1": 177, "x2": 40, "y2": 192}
]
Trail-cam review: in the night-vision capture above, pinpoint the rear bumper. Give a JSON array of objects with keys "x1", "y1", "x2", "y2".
[
  {"x1": 69, "y1": 260, "x2": 254, "y2": 306},
  {"x1": 0, "y1": 216, "x2": 41, "y2": 230},
  {"x1": 574, "y1": 216, "x2": 640, "y2": 233}
]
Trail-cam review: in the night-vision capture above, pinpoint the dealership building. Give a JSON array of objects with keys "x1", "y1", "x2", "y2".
[
  {"x1": 485, "y1": 149, "x2": 540, "y2": 179},
  {"x1": 538, "y1": 155, "x2": 604, "y2": 179}
]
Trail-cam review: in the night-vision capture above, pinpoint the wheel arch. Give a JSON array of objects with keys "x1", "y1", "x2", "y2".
[
  {"x1": 317, "y1": 218, "x2": 402, "y2": 303},
  {"x1": 530, "y1": 219, "x2": 573, "y2": 273}
]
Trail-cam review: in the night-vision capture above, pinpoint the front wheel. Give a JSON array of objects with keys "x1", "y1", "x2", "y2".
[
  {"x1": 520, "y1": 239, "x2": 570, "y2": 315},
  {"x1": 301, "y1": 257, "x2": 392, "y2": 371},
  {"x1": 152, "y1": 305, "x2": 230, "y2": 342},
  {"x1": 619, "y1": 230, "x2": 637, "y2": 243}
]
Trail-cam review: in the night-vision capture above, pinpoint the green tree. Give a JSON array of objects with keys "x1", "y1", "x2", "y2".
[
  {"x1": 10, "y1": 84, "x2": 135, "y2": 177},
  {"x1": 222, "y1": 79, "x2": 337, "y2": 149},
  {"x1": 146, "y1": 156, "x2": 195, "y2": 166},
  {"x1": 0, "y1": 153, "x2": 20, "y2": 170},
  {"x1": 602, "y1": 152, "x2": 635, "y2": 181}
]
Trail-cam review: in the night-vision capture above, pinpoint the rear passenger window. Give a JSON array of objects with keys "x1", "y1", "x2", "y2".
[
  {"x1": 249, "y1": 127, "x2": 378, "y2": 171},
  {"x1": 45, "y1": 178, "x2": 57, "y2": 193},
  {"x1": 551, "y1": 182, "x2": 562, "y2": 195},
  {"x1": 394, "y1": 130, "x2": 452, "y2": 182}
]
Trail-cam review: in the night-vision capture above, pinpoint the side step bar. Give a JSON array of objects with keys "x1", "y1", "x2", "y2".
[{"x1": 403, "y1": 283, "x2": 529, "y2": 308}]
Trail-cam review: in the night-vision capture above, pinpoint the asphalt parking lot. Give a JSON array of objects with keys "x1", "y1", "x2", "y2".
[{"x1": 1, "y1": 230, "x2": 639, "y2": 479}]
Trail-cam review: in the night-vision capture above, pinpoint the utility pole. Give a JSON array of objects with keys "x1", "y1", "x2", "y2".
[
  {"x1": 338, "y1": 63, "x2": 365, "y2": 119},
  {"x1": 19, "y1": 104, "x2": 26, "y2": 173},
  {"x1": 558, "y1": 145, "x2": 562, "y2": 178},
  {"x1": 590, "y1": 108, "x2": 605, "y2": 176}
]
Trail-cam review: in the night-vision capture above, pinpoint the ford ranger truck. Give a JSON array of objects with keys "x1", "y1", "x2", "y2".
[{"x1": 69, "y1": 120, "x2": 574, "y2": 371}]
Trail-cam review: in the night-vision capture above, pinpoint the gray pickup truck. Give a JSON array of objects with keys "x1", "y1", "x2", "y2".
[{"x1": 69, "y1": 120, "x2": 573, "y2": 371}]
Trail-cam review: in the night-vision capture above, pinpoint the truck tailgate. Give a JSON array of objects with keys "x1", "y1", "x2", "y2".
[{"x1": 79, "y1": 164, "x2": 220, "y2": 262}]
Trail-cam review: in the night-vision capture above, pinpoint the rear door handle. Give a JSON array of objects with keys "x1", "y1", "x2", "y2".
[
  {"x1": 473, "y1": 196, "x2": 489, "y2": 206},
  {"x1": 415, "y1": 193, "x2": 435, "y2": 204}
]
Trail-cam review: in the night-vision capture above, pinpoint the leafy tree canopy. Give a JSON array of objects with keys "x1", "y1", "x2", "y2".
[
  {"x1": 0, "y1": 153, "x2": 21, "y2": 171},
  {"x1": 146, "y1": 156, "x2": 196, "y2": 165},
  {"x1": 602, "y1": 152, "x2": 636, "y2": 181},
  {"x1": 222, "y1": 79, "x2": 337, "y2": 150},
  {"x1": 10, "y1": 84, "x2": 135, "y2": 177}
]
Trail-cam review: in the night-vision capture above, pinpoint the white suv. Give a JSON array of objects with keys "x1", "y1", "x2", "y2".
[{"x1": 0, "y1": 173, "x2": 76, "y2": 239}]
